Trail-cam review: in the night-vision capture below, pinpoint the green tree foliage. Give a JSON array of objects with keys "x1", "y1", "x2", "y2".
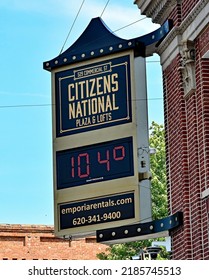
[
  {"x1": 97, "y1": 122, "x2": 168, "y2": 260},
  {"x1": 149, "y1": 121, "x2": 168, "y2": 220}
]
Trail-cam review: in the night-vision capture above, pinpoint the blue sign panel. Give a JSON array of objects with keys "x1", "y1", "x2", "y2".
[
  {"x1": 59, "y1": 192, "x2": 135, "y2": 230},
  {"x1": 56, "y1": 137, "x2": 134, "y2": 189},
  {"x1": 55, "y1": 55, "x2": 132, "y2": 136}
]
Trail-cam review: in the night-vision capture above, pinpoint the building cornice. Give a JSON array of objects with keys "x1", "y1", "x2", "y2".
[
  {"x1": 0, "y1": 224, "x2": 54, "y2": 234},
  {"x1": 134, "y1": 0, "x2": 177, "y2": 24},
  {"x1": 157, "y1": 0, "x2": 209, "y2": 69}
]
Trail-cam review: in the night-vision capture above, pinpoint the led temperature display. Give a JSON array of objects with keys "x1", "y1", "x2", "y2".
[{"x1": 56, "y1": 137, "x2": 134, "y2": 189}]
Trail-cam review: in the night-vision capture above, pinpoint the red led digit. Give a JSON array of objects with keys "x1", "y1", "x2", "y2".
[
  {"x1": 98, "y1": 150, "x2": 110, "y2": 171},
  {"x1": 71, "y1": 156, "x2": 75, "y2": 178},
  {"x1": 113, "y1": 145, "x2": 125, "y2": 161},
  {"x1": 78, "y1": 153, "x2": 90, "y2": 178}
]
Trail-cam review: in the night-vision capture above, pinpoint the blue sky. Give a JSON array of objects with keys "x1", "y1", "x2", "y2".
[{"x1": 0, "y1": 0, "x2": 164, "y2": 225}]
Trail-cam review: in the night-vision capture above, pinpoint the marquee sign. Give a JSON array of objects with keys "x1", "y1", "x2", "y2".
[
  {"x1": 43, "y1": 17, "x2": 171, "y2": 238},
  {"x1": 55, "y1": 55, "x2": 132, "y2": 136}
]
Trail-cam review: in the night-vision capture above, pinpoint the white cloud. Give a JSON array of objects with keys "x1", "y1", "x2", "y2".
[
  {"x1": 78, "y1": 1, "x2": 160, "y2": 39},
  {"x1": 1, "y1": 0, "x2": 159, "y2": 41}
]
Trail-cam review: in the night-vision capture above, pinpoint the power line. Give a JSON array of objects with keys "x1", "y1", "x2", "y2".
[
  {"x1": 0, "y1": 7, "x2": 161, "y2": 111},
  {"x1": 113, "y1": 16, "x2": 147, "y2": 33},
  {"x1": 0, "y1": 97, "x2": 164, "y2": 110},
  {"x1": 0, "y1": 104, "x2": 53, "y2": 109},
  {"x1": 101, "y1": 0, "x2": 111, "y2": 17},
  {"x1": 59, "y1": 0, "x2": 86, "y2": 55},
  {"x1": 59, "y1": 0, "x2": 148, "y2": 56},
  {"x1": 64, "y1": 16, "x2": 149, "y2": 55}
]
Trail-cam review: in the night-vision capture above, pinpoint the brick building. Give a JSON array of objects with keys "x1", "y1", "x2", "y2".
[
  {"x1": 135, "y1": 0, "x2": 209, "y2": 259},
  {"x1": 0, "y1": 224, "x2": 107, "y2": 260}
]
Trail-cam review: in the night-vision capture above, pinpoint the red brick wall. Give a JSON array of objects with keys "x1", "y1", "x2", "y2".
[
  {"x1": 163, "y1": 7, "x2": 209, "y2": 259},
  {"x1": 0, "y1": 224, "x2": 108, "y2": 260},
  {"x1": 136, "y1": 0, "x2": 209, "y2": 260},
  {"x1": 163, "y1": 55, "x2": 192, "y2": 259},
  {"x1": 168, "y1": 1, "x2": 182, "y2": 26},
  {"x1": 167, "y1": 0, "x2": 199, "y2": 27},
  {"x1": 181, "y1": 0, "x2": 199, "y2": 21}
]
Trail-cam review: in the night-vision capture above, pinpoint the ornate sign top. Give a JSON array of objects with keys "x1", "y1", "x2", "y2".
[{"x1": 43, "y1": 17, "x2": 172, "y2": 71}]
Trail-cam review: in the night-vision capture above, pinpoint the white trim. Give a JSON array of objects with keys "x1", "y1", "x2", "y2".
[
  {"x1": 134, "y1": 0, "x2": 176, "y2": 25},
  {"x1": 201, "y1": 188, "x2": 209, "y2": 199},
  {"x1": 202, "y1": 50, "x2": 209, "y2": 59},
  {"x1": 159, "y1": 33, "x2": 181, "y2": 70},
  {"x1": 182, "y1": 2, "x2": 209, "y2": 41},
  {"x1": 134, "y1": 56, "x2": 152, "y2": 223}
]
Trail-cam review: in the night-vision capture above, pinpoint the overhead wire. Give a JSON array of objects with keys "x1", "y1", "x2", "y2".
[
  {"x1": 113, "y1": 16, "x2": 147, "y2": 34},
  {"x1": 67, "y1": 17, "x2": 149, "y2": 54},
  {"x1": 0, "y1": 3, "x2": 162, "y2": 110},
  {"x1": 59, "y1": 0, "x2": 110, "y2": 55},
  {"x1": 59, "y1": 0, "x2": 86, "y2": 55},
  {"x1": 100, "y1": 0, "x2": 111, "y2": 17},
  {"x1": 0, "y1": 96, "x2": 163, "y2": 110},
  {"x1": 58, "y1": 0, "x2": 147, "y2": 56},
  {"x1": 0, "y1": 104, "x2": 52, "y2": 109}
]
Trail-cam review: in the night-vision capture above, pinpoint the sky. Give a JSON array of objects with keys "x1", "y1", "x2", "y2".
[{"x1": 0, "y1": 0, "x2": 164, "y2": 225}]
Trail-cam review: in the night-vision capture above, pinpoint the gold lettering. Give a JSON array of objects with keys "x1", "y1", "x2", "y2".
[
  {"x1": 78, "y1": 80, "x2": 85, "y2": 99},
  {"x1": 86, "y1": 80, "x2": 89, "y2": 98},
  {"x1": 69, "y1": 94, "x2": 119, "y2": 120},
  {"x1": 67, "y1": 72, "x2": 120, "y2": 120},
  {"x1": 96, "y1": 76, "x2": 103, "y2": 95},
  {"x1": 68, "y1": 73, "x2": 119, "y2": 101},
  {"x1": 91, "y1": 98, "x2": 98, "y2": 114},
  {"x1": 105, "y1": 95, "x2": 113, "y2": 111},
  {"x1": 103, "y1": 75, "x2": 111, "y2": 94},
  {"x1": 97, "y1": 96, "x2": 105, "y2": 113},
  {"x1": 75, "y1": 82, "x2": 79, "y2": 100},
  {"x1": 81, "y1": 99, "x2": 88, "y2": 116},
  {"x1": 88, "y1": 99, "x2": 91, "y2": 115},
  {"x1": 76, "y1": 102, "x2": 83, "y2": 118},
  {"x1": 112, "y1": 94, "x2": 119, "y2": 110},
  {"x1": 111, "y1": 73, "x2": 119, "y2": 92},
  {"x1": 69, "y1": 103, "x2": 75, "y2": 119},
  {"x1": 68, "y1": 84, "x2": 75, "y2": 101},
  {"x1": 89, "y1": 78, "x2": 96, "y2": 97}
]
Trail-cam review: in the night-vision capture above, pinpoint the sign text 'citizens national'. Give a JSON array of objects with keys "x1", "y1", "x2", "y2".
[{"x1": 55, "y1": 55, "x2": 132, "y2": 136}]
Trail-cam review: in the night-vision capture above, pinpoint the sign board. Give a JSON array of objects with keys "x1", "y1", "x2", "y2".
[
  {"x1": 60, "y1": 192, "x2": 135, "y2": 231},
  {"x1": 44, "y1": 17, "x2": 153, "y2": 238},
  {"x1": 55, "y1": 55, "x2": 132, "y2": 137},
  {"x1": 51, "y1": 51, "x2": 140, "y2": 237},
  {"x1": 43, "y1": 16, "x2": 173, "y2": 241}
]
